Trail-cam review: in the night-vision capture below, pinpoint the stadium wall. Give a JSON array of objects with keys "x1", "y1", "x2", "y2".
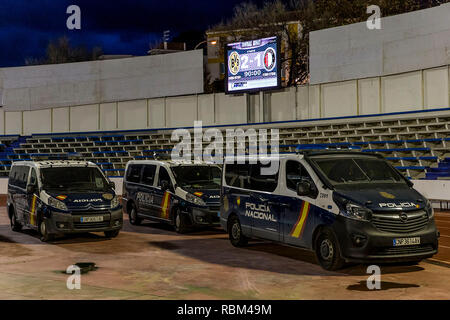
[
  {"x1": 0, "y1": 50, "x2": 204, "y2": 112},
  {"x1": 0, "y1": 64, "x2": 449, "y2": 135},
  {"x1": 310, "y1": 3, "x2": 450, "y2": 84}
]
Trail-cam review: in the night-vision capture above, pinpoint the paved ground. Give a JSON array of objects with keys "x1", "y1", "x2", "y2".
[{"x1": 0, "y1": 207, "x2": 449, "y2": 300}]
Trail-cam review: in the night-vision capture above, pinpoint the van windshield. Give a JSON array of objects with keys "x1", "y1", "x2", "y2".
[
  {"x1": 171, "y1": 166, "x2": 221, "y2": 189},
  {"x1": 40, "y1": 167, "x2": 110, "y2": 192},
  {"x1": 310, "y1": 156, "x2": 406, "y2": 186}
]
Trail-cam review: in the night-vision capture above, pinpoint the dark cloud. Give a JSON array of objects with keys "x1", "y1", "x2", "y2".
[{"x1": 0, "y1": 0, "x2": 266, "y2": 67}]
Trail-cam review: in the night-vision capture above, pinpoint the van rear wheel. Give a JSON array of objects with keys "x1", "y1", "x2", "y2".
[
  {"x1": 10, "y1": 208, "x2": 22, "y2": 232},
  {"x1": 315, "y1": 228, "x2": 345, "y2": 271},
  {"x1": 229, "y1": 216, "x2": 248, "y2": 247},
  {"x1": 39, "y1": 219, "x2": 54, "y2": 242},
  {"x1": 129, "y1": 205, "x2": 142, "y2": 226}
]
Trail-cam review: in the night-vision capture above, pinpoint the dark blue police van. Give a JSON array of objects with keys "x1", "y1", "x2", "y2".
[
  {"x1": 122, "y1": 160, "x2": 222, "y2": 233},
  {"x1": 221, "y1": 151, "x2": 439, "y2": 270},
  {"x1": 7, "y1": 161, "x2": 122, "y2": 242}
]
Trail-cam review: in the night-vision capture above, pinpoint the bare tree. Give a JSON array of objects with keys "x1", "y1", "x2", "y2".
[
  {"x1": 210, "y1": 0, "x2": 448, "y2": 87},
  {"x1": 26, "y1": 36, "x2": 103, "y2": 65}
]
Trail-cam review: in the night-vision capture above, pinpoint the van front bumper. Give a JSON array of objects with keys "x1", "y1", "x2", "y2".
[
  {"x1": 47, "y1": 208, "x2": 123, "y2": 235},
  {"x1": 188, "y1": 205, "x2": 221, "y2": 227},
  {"x1": 332, "y1": 215, "x2": 439, "y2": 263}
]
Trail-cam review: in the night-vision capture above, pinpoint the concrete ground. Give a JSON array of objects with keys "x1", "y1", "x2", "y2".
[{"x1": 0, "y1": 207, "x2": 449, "y2": 300}]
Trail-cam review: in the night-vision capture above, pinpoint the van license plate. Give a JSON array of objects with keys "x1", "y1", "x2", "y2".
[
  {"x1": 80, "y1": 216, "x2": 103, "y2": 223},
  {"x1": 393, "y1": 237, "x2": 420, "y2": 246}
]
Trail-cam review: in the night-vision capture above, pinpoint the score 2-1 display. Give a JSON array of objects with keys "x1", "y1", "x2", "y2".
[{"x1": 225, "y1": 36, "x2": 281, "y2": 94}]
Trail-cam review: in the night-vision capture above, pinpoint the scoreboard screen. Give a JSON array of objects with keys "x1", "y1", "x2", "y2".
[{"x1": 225, "y1": 36, "x2": 281, "y2": 94}]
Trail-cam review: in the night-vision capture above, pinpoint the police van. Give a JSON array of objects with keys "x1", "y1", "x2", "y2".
[
  {"x1": 220, "y1": 151, "x2": 439, "y2": 270},
  {"x1": 122, "y1": 160, "x2": 222, "y2": 233},
  {"x1": 7, "y1": 161, "x2": 122, "y2": 242}
]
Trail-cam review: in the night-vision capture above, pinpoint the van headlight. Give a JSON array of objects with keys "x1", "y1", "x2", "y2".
[
  {"x1": 343, "y1": 202, "x2": 372, "y2": 221},
  {"x1": 110, "y1": 196, "x2": 120, "y2": 209},
  {"x1": 48, "y1": 197, "x2": 68, "y2": 211},
  {"x1": 186, "y1": 193, "x2": 206, "y2": 206}
]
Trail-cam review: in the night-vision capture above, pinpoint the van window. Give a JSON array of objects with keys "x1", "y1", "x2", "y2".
[
  {"x1": 225, "y1": 164, "x2": 250, "y2": 189},
  {"x1": 158, "y1": 167, "x2": 172, "y2": 187},
  {"x1": 126, "y1": 165, "x2": 143, "y2": 184},
  {"x1": 286, "y1": 160, "x2": 313, "y2": 191},
  {"x1": 248, "y1": 162, "x2": 278, "y2": 192},
  {"x1": 225, "y1": 162, "x2": 278, "y2": 192},
  {"x1": 142, "y1": 165, "x2": 157, "y2": 186},
  {"x1": 9, "y1": 166, "x2": 19, "y2": 186},
  {"x1": 29, "y1": 168, "x2": 38, "y2": 186},
  {"x1": 17, "y1": 166, "x2": 29, "y2": 189}
]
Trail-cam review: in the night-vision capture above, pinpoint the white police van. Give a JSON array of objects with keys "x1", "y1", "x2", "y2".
[
  {"x1": 7, "y1": 161, "x2": 122, "y2": 242},
  {"x1": 220, "y1": 151, "x2": 439, "y2": 270},
  {"x1": 122, "y1": 160, "x2": 222, "y2": 233}
]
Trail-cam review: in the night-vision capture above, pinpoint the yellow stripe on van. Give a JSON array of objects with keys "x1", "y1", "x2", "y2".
[
  {"x1": 161, "y1": 192, "x2": 171, "y2": 219},
  {"x1": 290, "y1": 201, "x2": 310, "y2": 238},
  {"x1": 30, "y1": 195, "x2": 37, "y2": 226}
]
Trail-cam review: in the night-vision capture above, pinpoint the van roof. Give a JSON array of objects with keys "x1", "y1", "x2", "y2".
[
  {"x1": 126, "y1": 160, "x2": 221, "y2": 167},
  {"x1": 11, "y1": 160, "x2": 97, "y2": 168}
]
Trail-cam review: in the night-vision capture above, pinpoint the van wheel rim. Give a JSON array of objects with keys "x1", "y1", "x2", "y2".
[
  {"x1": 131, "y1": 209, "x2": 136, "y2": 222},
  {"x1": 176, "y1": 214, "x2": 180, "y2": 228},
  {"x1": 11, "y1": 214, "x2": 16, "y2": 226},
  {"x1": 320, "y1": 239, "x2": 334, "y2": 261},
  {"x1": 40, "y1": 221, "x2": 46, "y2": 235},
  {"x1": 231, "y1": 223, "x2": 240, "y2": 239}
]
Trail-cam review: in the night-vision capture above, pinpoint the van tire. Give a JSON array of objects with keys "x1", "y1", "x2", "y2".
[
  {"x1": 174, "y1": 209, "x2": 188, "y2": 234},
  {"x1": 10, "y1": 208, "x2": 22, "y2": 232},
  {"x1": 228, "y1": 216, "x2": 248, "y2": 247},
  {"x1": 129, "y1": 204, "x2": 142, "y2": 226},
  {"x1": 315, "y1": 228, "x2": 345, "y2": 271},
  {"x1": 104, "y1": 230, "x2": 120, "y2": 238},
  {"x1": 39, "y1": 219, "x2": 54, "y2": 242}
]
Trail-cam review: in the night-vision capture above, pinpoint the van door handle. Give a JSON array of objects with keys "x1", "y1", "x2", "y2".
[{"x1": 267, "y1": 201, "x2": 289, "y2": 208}]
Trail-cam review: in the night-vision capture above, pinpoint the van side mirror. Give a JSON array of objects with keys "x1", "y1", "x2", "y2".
[
  {"x1": 161, "y1": 180, "x2": 170, "y2": 192},
  {"x1": 296, "y1": 180, "x2": 313, "y2": 197},
  {"x1": 26, "y1": 184, "x2": 36, "y2": 194},
  {"x1": 109, "y1": 181, "x2": 116, "y2": 190}
]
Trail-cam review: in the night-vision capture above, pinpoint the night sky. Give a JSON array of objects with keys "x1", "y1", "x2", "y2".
[{"x1": 0, "y1": 0, "x2": 266, "y2": 67}]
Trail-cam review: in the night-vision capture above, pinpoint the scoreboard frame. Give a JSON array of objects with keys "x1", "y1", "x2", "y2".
[{"x1": 224, "y1": 36, "x2": 282, "y2": 95}]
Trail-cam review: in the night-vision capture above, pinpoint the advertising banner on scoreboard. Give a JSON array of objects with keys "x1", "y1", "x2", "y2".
[{"x1": 225, "y1": 36, "x2": 281, "y2": 94}]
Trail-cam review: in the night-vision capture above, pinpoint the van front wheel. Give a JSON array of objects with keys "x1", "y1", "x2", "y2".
[
  {"x1": 315, "y1": 228, "x2": 345, "y2": 271},
  {"x1": 174, "y1": 209, "x2": 189, "y2": 234},
  {"x1": 229, "y1": 216, "x2": 248, "y2": 247},
  {"x1": 39, "y1": 219, "x2": 54, "y2": 242}
]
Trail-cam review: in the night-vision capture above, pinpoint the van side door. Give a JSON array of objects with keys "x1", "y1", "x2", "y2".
[
  {"x1": 139, "y1": 164, "x2": 157, "y2": 217},
  {"x1": 153, "y1": 166, "x2": 174, "y2": 220},
  {"x1": 15, "y1": 166, "x2": 30, "y2": 225},
  {"x1": 125, "y1": 164, "x2": 144, "y2": 214},
  {"x1": 25, "y1": 168, "x2": 39, "y2": 228},
  {"x1": 247, "y1": 162, "x2": 282, "y2": 242},
  {"x1": 282, "y1": 160, "x2": 319, "y2": 248}
]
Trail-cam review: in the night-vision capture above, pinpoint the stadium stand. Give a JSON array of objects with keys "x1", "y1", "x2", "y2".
[{"x1": 1, "y1": 109, "x2": 450, "y2": 180}]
